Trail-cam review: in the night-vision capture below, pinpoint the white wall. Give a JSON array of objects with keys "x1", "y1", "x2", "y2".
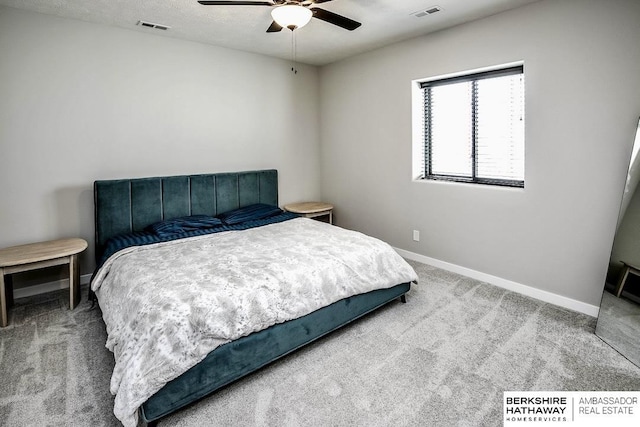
[
  {"x1": 3, "y1": 1, "x2": 640, "y2": 310},
  {"x1": 0, "y1": 7, "x2": 321, "y2": 277},
  {"x1": 319, "y1": 0, "x2": 640, "y2": 308}
]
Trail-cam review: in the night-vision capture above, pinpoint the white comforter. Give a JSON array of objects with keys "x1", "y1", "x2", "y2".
[{"x1": 92, "y1": 217, "x2": 417, "y2": 427}]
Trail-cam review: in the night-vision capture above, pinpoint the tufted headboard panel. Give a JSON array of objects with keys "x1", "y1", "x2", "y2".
[{"x1": 94, "y1": 169, "x2": 278, "y2": 261}]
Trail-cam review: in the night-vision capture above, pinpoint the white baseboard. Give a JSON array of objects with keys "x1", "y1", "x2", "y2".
[
  {"x1": 395, "y1": 247, "x2": 600, "y2": 317},
  {"x1": 12, "y1": 273, "x2": 93, "y2": 299}
]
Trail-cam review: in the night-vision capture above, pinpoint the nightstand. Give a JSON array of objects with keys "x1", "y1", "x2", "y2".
[
  {"x1": 284, "y1": 202, "x2": 334, "y2": 224},
  {"x1": 0, "y1": 238, "x2": 88, "y2": 327},
  {"x1": 615, "y1": 261, "x2": 640, "y2": 298}
]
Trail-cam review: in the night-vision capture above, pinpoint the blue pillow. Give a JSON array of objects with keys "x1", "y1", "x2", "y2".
[
  {"x1": 146, "y1": 215, "x2": 223, "y2": 236},
  {"x1": 217, "y1": 204, "x2": 283, "y2": 225}
]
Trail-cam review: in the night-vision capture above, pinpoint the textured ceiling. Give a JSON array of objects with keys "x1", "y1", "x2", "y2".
[{"x1": 0, "y1": 0, "x2": 540, "y2": 65}]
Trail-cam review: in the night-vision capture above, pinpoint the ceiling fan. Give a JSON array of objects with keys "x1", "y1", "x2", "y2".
[{"x1": 197, "y1": 0, "x2": 362, "y2": 32}]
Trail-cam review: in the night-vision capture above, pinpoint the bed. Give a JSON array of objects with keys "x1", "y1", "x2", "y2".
[{"x1": 91, "y1": 169, "x2": 417, "y2": 426}]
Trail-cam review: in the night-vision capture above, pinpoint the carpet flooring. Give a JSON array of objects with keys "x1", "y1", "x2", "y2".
[{"x1": 1, "y1": 260, "x2": 640, "y2": 426}]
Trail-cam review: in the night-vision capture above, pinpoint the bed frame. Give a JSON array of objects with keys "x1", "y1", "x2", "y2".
[{"x1": 93, "y1": 169, "x2": 410, "y2": 425}]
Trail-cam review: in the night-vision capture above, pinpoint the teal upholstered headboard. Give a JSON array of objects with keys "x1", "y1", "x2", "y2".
[{"x1": 94, "y1": 169, "x2": 278, "y2": 261}]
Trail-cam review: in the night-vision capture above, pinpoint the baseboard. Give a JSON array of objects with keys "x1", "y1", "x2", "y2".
[
  {"x1": 395, "y1": 247, "x2": 600, "y2": 317},
  {"x1": 13, "y1": 273, "x2": 93, "y2": 299}
]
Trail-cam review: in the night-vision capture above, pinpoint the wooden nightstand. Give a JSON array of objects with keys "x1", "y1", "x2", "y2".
[
  {"x1": 284, "y1": 202, "x2": 334, "y2": 224},
  {"x1": 615, "y1": 261, "x2": 640, "y2": 298},
  {"x1": 0, "y1": 238, "x2": 88, "y2": 327}
]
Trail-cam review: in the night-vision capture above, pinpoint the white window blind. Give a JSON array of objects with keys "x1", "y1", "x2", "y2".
[{"x1": 421, "y1": 65, "x2": 525, "y2": 187}]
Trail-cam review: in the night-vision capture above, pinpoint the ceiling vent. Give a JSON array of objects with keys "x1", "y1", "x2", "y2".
[
  {"x1": 136, "y1": 20, "x2": 171, "y2": 31},
  {"x1": 413, "y1": 6, "x2": 442, "y2": 18}
]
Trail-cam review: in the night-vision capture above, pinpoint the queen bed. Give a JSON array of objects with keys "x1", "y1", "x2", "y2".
[{"x1": 91, "y1": 169, "x2": 417, "y2": 426}]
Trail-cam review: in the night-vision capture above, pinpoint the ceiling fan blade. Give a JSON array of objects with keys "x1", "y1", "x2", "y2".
[
  {"x1": 311, "y1": 8, "x2": 361, "y2": 31},
  {"x1": 266, "y1": 21, "x2": 283, "y2": 32},
  {"x1": 198, "y1": 1, "x2": 274, "y2": 6},
  {"x1": 308, "y1": 0, "x2": 334, "y2": 3}
]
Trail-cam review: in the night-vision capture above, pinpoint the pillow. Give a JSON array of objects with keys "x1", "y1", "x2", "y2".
[
  {"x1": 217, "y1": 203, "x2": 283, "y2": 225},
  {"x1": 145, "y1": 215, "x2": 223, "y2": 236}
]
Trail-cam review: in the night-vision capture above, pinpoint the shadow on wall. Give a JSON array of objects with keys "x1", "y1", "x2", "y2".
[{"x1": 54, "y1": 185, "x2": 95, "y2": 274}]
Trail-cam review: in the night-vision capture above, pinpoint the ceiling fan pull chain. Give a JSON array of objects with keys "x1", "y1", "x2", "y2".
[{"x1": 291, "y1": 30, "x2": 298, "y2": 74}]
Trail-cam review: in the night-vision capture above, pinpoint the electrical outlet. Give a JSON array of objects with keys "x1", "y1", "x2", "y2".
[{"x1": 413, "y1": 230, "x2": 420, "y2": 242}]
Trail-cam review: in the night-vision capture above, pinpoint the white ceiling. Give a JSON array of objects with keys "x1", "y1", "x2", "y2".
[{"x1": 0, "y1": 0, "x2": 540, "y2": 65}]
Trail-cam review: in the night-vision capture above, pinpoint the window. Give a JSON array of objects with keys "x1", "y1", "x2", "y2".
[{"x1": 418, "y1": 65, "x2": 525, "y2": 187}]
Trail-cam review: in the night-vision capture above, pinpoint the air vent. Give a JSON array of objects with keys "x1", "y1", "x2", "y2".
[
  {"x1": 413, "y1": 6, "x2": 442, "y2": 18},
  {"x1": 136, "y1": 20, "x2": 171, "y2": 31}
]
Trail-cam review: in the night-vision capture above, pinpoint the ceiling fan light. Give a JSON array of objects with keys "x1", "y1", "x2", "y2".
[{"x1": 271, "y1": 5, "x2": 312, "y2": 30}]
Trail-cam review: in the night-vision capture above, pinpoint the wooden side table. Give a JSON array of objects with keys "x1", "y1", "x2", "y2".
[
  {"x1": 615, "y1": 261, "x2": 640, "y2": 298},
  {"x1": 0, "y1": 238, "x2": 88, "y2": 327},
  {"x1": 284, "y1": 202, "x2": 334, "y2": 224}
]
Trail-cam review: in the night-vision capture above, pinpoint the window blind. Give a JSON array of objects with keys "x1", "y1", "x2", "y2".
[{"x1": 421, "y1": 65, "x2": 525, "y2": 187}]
